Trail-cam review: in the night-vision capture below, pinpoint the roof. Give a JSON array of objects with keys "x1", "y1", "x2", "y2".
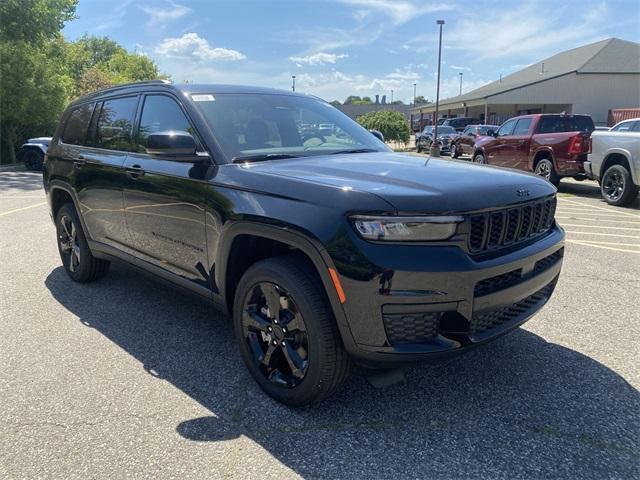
[{"x1": 412, "y1": 38, "x2": 640, "y2": 111}]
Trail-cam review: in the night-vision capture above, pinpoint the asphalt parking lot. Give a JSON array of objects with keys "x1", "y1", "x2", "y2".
[{"x1": 1, "y1": 170, "x2": 638, "y2": 479}]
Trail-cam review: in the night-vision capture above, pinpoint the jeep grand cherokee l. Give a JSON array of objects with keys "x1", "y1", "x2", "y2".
[{"x1": 44, "y1": 81, "x2": 565, "y2": 405}]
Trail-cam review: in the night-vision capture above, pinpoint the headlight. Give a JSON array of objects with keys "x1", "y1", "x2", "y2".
[{"x1": 350, "y1": 215, "x2": 464, "y2": 241}]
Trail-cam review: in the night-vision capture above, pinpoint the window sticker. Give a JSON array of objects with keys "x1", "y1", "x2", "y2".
[{"x1": 191, "y1": 94, "x2": 215, "y2": 102}]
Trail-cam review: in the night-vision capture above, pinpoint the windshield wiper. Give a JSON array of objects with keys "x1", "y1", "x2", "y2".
[
  {"x1": 329, "y1": 148, "x2": 379, "y2": 155},
  {"x1": 232, "y1": 153, "x2": 300, "y2": 164}
]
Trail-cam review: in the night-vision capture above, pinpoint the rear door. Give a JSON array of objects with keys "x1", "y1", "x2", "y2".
[
  {"x1": 122, "y1": 93, "x2": 210, "y2": 288},
  {"x1": 71, "y1": 97, "x2": 137, "y2": 249},
  {"x1": 486, "y1": 118, "x2": 517, "y2": 166}
]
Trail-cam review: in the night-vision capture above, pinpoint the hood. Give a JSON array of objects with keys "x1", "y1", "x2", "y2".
[
  {"x1": 27, "y1": 137, "x2": 52, "y2": 144},
  {"x1": 243, "y1": 152, "x2": 556, "y2": 213}
]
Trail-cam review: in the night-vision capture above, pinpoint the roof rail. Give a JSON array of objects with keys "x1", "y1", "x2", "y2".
[{"x1": 75, "y1": 79, "x2": 173, "y2": 101}]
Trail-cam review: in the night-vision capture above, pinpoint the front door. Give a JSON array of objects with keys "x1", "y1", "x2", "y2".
[
  {"x1": 122, "y1": 94, "x2": 209, "y2": 287},
  {"x1": 486, "y1": 118, "x2": 517, "y2": 167}
]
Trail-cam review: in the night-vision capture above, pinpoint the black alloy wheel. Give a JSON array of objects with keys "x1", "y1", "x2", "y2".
[
  {"x1": 233, "y1": 256, "x2": 351, "y2": 405},
  {"x1": 473, "y1": 152, "x2": 486, "y2": 164},
  {"x1": 601, "y1": 164, "x2": 638, "y2": 206},
  {"x1": 241, "y1": 282, "x2": 310, "y2": 388},
  {"x1": 23, "y1": 149, "x2": 44, "y2": 171},
  {"x1": 534, "y1": 159, "x2": 560, "y2": 187},
  {"x1": 55, "y1": 203, "x2": 110, "y2": 282}
]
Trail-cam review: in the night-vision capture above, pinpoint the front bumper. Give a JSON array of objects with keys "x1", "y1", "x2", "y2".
[{"x1": 333, "y1": 225, "x2": 565, "y2": 366}]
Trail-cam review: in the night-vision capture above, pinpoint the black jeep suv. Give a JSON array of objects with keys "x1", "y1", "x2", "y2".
[{"x1": 44, "y1": 81, "x2": 565, "y2": 405}]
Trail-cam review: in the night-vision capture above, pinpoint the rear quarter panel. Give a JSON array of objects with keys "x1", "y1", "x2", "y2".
[
  {"x1": 530, "y1": 133, "x2": 586, "y2": 175},
  {"x1": 589, "y1": 132, "x2": 640, "y2": 184}
]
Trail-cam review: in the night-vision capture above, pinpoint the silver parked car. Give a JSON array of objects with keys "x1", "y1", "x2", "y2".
[
  {"x1": 585, "y1": 118, "x2": 640, "y2": 206},
  {"x1": 18, "y1": 136, "x2": 52, "y2": 171}
]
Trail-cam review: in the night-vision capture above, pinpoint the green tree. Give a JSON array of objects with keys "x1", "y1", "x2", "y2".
[
  {"x1": 344, "y1": 95, "x2": 373, "y2": 105},
  {"x1": 357, "y1": 110, "x2": 411, "y2": 144},
  {"x1": 390, "y1": 100, "x2": 404, "y2": 105},
  {"x1": 0, "y1": 0, "x2": 78, "y2": 163},
  {"x1": 414, "y1": 95, "x2": 429, "y2": 105}
]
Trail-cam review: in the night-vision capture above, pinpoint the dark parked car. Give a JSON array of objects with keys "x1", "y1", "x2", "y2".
[
  {"x1": 441, "y1": 117, "x2": 481, "y2": 132},
  {"x1": 44, "y1": 81, "x2": 565, "y2": 405},
  {"x1": 415, "y1": 125, "x2": 457, "y2": 154},
  {"x1": 473, "y1": 114, "x2": 594, "y2": 186},
  {"x1": 451, "y1": 125, "x2": 500, "y2": 158}
]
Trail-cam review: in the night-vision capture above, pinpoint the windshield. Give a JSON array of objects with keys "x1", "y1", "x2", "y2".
[
  {"x1": 436, "y1": 127, "x2": 456, "y2": 135},
  {"x1": 191, "y1": 93, "x2": 390, "y2": 161}
]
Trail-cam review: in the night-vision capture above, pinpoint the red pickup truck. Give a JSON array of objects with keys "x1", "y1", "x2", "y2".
[{"x1": 472, "y1": 114, "x2": 594, "y2": 186}]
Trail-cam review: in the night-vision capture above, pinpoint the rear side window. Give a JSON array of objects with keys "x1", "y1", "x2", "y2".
[
  {"x1": 536, "y1": 116, "x2": 595, "y2": 134},
  {"x1": 513, "y1": 118, "x2": 532, "y2": 135},
  {"x1": 61, "y1": 103, "x2": 95, "y2": 145},
  {"x1": 611, "y1": 120, "x2": 637, "y2": 132},
  {"x1": 137, "y1": 95, "x2": 194, "y2": 153},
  {"x1": 94, "y1": 97, "x2": 138, "y2": 151}
]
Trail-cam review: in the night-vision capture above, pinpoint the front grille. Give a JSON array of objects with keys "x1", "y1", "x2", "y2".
[
  {"x1": 468, "y1": 197, "x2": 557, "y2": 255},
  {"x1": 471, "y1": 281, "x2": 556, "y2": 334},
  {"x1": 474, "y1": 269, "x2": 522, "y2": 297},
  {"x1": 533, "y1": 247, "x2": 564, "y2": 275},
  {"x1": 383, "y1": 311, "x2": 441, "y2": 344}
]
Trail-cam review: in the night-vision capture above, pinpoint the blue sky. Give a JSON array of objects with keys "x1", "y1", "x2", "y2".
[{"x1": 64, "y1": 0, "x2": 640, "y2": 103}]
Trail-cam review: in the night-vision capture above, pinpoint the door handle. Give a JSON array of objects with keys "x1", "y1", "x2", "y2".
[
  {"x1": 126, "y1": 164, "x2": 144, "y2": 178},
  {"x1": 73, "y1": 156, "x2": 86, "y2": 169}
]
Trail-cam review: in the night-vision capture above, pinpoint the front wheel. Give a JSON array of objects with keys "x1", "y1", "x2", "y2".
[
  {"x1": 233, "y1": 256, "x2": 351, "y2": 405},
  {"x1": 534, "y1": 159, "x2": 560, "y2": 187},
  {"x1": 601, "y1": 164, "x2": 638, "y2": 206},
  {"x1": 23, "y1": 149, "x2": 44, "y2": 171},
  {"x1": 451, "y1": 143, "x2": 460, "y2": 159}
]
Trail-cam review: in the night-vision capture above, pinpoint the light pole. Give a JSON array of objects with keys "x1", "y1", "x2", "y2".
[
  {"x1": 292, "y1": 75, "x2": 296, "y2": 92},
  {"x1": 391, "y1": 89, "x2": 394, "y2": 103},
  {"x1": 430, "y1": 19, "x2": 445, "y2": 157},
  {"x1": 413, "y1": 82, "x2": 417, "y2": 106},
  {"x1": 459, "y1": 72, "x2": 463, "y2": 96}
]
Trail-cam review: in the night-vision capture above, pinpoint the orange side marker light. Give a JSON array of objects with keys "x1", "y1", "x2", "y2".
[{"x1": 328, "y1": 268, "x2": 346, "y2": 304}]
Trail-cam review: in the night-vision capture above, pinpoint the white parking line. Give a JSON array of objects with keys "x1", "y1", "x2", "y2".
[
  {"x1": 566, "y1": 239, "x2": 640, "y2": 254},
  {"x1": 0, "y1": 202, "x2": 46, "y2": 216},
  {"x1": 558, "y1": 198, "x2": 640, "y2": 218},
  {"x1": 556, "y1": 216, "x2": 640, "y2": 225},
  {"x1": 564, "y1": 231, "x2": 640, "y2": 238},
  {"x1": 559, "y1": 223, "x2": 639, "y2": 231},
  {"x1": 555, "y1": 209, "x2": 639, "y2": 218}
]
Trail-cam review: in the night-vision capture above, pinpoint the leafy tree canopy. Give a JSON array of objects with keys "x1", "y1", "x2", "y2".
[
  {"x1": 344, "y1": 95, "x2": 373, "y2": 105},
  {"x1": 414, "y1": 95, "x2": 430, "y2": 105},
  {"x1": 357, "y1": 110, "x2": 411, "y2": 144}
]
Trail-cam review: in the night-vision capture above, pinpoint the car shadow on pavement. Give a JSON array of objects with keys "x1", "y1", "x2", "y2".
[{"x1": 45, "y1": 264, "x2": 639, "y2": 479}]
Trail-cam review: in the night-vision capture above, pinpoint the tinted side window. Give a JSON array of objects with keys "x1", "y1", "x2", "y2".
[
  {"x1": 537, "y1": 116, "x2": 595, "y2": 134},
  {"x1": 61, "y1": 103, "x2": 95, "y2": 145},
  {"x1": 513, "y1": 118, "x2": 532, "y2": 135},
  {"x1": 95, "y1": 97, "x2": 137, "y2": 151},
  {"x1": 137, "y1": 95, "x2": 194, "y2": 153},
  {"x1": 496, "y1": 119, "x2": 517, "y2": 137},
  {"x1": 611, "y1": 121, "x2": 635, "y2": 132}
]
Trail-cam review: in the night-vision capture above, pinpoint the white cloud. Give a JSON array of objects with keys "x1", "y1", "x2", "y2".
[
  {"x1": 289, "y1": 52, "x2": 349, "y2": 66},
  {"x1": 339, "y1": 0, "x2": 451, "y2": 27},
  {"x1": 155, "y1": 33, "x2": 246, "y2": 62},
  {"x1": 139, "y1": 1, "x2": 191, "y2": 27},
  {"x1": 450, "y1": 65, "x2": 471, "y2": 71}
]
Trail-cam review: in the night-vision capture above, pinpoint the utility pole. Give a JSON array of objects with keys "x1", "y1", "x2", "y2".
[
  {"x1": 292, "y1": 75, "x2": 296, "y2": 92},
  {"x1": 391, "y1": 89, "x2": 394, "y2": 103},
  {"x1": 431, "y1": 19, "x2": 445, "y2": 157},
  {"x1": 413, "y1": 82, "x2": 417, "y2": 106},
  {"x1": 459, "y1": 72, "x2": 463, "y2": 96}
]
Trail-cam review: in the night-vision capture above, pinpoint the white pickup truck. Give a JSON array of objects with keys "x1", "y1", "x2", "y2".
[{"x1": 586, "y1": 118, "x2": 640, "y2": 206}]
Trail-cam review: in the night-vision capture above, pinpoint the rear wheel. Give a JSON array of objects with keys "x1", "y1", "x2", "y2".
[
  {"x1": 534, "y1": 158, "x2": 560, "y2": 187},
  {"x1": 601, "y1": 164, "x2": 638, "y2": 206},
  {"x1": 472, "y1": 152, "x2": 486, "y2": 164},
  {"x1": 233, "y1": 256, "x2": 351, "y2": 405},
  {"x1": 23, "y1": 149, "x2": 44, "y2": 171},
  {"x1": 56, "y1": 203, "x2": 110, "y2": 282}
]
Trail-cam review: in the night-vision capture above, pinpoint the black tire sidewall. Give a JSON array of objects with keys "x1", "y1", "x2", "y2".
[
  {"x1": 24, "y1": 150, "x2": 43, "y2": 171},
  {"x1": 473, "y1": 153, "x2": 485, "y2": 164},
  {"x1": 233, "y1": 258, "x2": 342, "y2": 405},
  {"x1": 536, "y1": 159, "x2": 559, "y2": 187},
  {"x1": 601, "y1": 165, "x2": 637, "y2": 206},
  {"x1": 55, "y1": 204, "x2": 94, "y2": 282}
]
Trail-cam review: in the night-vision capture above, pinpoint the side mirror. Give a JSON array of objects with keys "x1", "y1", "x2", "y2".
[
  {"x1": 370, "y1": 129, "x2": 384, "y2": 142},
  {"x1": 486, "y1": 129, "x2": 495, "y2": 137},
  {"x1": 146, "y1": 131, "x2": 197, "y2": 157}
]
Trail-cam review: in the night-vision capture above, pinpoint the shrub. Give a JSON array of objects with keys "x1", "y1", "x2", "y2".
[{"x1": 357, "y1": 110, "x2": 411, "y2": 144}]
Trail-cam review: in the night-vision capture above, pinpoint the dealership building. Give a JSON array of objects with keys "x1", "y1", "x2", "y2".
[{"x1": 410, "y1": 38, "x2": 640, "y2": 128}]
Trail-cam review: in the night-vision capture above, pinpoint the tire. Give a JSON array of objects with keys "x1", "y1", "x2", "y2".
[
  {"x1": 472, "y1": 152, "x2": 486, "y2": 164},
  {"x1": 534, "y1": 158, "x2": 560, "y2": 187},
  {"x1": 55, "y1": 203, "x2": 110, "y2": 283},
  {"x1": 23, "y1": 149, "x2": 44, "y2": 171},
  {"x1": 233, "y1": 255, "x2": 351, "y2": 406},
  {"x1": 600, "y1": 164, "x2": 638, "y2": 206},
  {"x1": 451, "y1": 143, "x2": 459, "y2": 159}
]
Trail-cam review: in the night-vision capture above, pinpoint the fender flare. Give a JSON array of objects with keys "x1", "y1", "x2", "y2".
[
  {"x1": 215, "y1": 221, "x2": 356, "y2": 347},
  {"x1": 47, "y1": 180, "x2": 93, "y2": 240},
  {"x1": 530, "y1": 147, "x2": 556, "y2": 171},
  {"x1": 19, "y1": 144, "x2": 48, "y2": 158},
  {"x1": 600, "y1": 149, "x2": 636, "y2": 184}
]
